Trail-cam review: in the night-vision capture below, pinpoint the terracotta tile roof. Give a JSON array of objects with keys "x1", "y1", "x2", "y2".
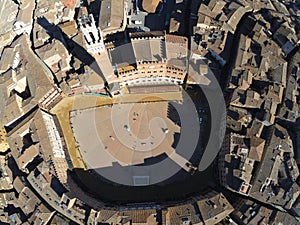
[
  {"x1": 17, "y1": 144, "x2": 39, "y2": 169},
  {"x1": 142, "y1": 0, "x2": 162, "y2": 13}
]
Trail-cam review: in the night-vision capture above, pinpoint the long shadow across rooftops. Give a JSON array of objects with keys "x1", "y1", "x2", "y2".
[{"x1": 37, "y1": 16, "x2": 107, "y2": 86}]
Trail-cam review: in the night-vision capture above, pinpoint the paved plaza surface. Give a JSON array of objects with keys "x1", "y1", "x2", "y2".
[
  {"x1": 70, "y1": 95, "x2": 200, "y2": 185},
  {"x1": 50, "y1": 92, "x2": 183, "y2": 169}
]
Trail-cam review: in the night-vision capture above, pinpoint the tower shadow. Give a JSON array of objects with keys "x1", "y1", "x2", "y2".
[{"x1": 36, "y1": 16, "x2": 107, "y2": 85}]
